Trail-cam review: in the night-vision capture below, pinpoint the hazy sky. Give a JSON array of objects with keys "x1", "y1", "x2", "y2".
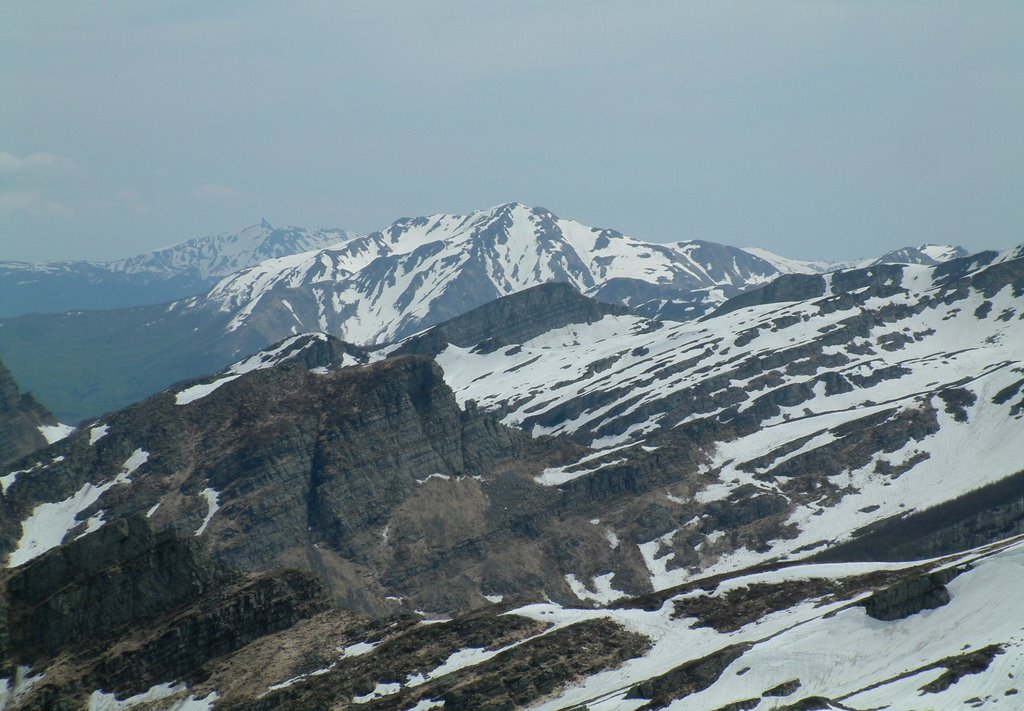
[{"x1": 2, "y1": 1, "x2": 1022, "y2": 263}]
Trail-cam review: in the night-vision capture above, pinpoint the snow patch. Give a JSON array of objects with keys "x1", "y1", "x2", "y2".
[
  {"x1": 38, "y1": 423, "x2": 74, "y2": 444},
  {"x1": 565, "y1": 572, "x2": 626, "y2": 604},
  {"x1": 0, "y1": 666, "x2": 44, "y2": 709},
  {"x1": 6, "y1": 449, "x2": 147, "y2": 567},
  {"x1": 194, "y1": 487, "x2": 220, "y2": 536},
  {"x1": 353, "y1": 682, "x2": 401, "y2": 704},
  {"x1": 340, "y1": 640, "x2": 379, "y2": 658},
  {"x1": 89, "y1": 424, "x2": 110, "y2": 445},
  {"x1": 88, "y1": 685, "x2": 218, "y2": 711}
]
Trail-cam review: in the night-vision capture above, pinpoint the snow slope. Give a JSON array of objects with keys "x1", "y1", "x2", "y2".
[
  {"x1": 435, "y1": 248, "x2": 1024, "y2": 589},
  {"x1": 192, "y1": 203, "x2": 878, "y2": 346}
]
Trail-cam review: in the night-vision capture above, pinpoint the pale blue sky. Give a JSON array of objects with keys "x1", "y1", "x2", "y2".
[{"x1": 2, "y1": 1, "x2": 1022, "y2": 262}]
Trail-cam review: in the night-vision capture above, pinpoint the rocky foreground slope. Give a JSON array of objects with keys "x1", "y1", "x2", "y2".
[{"x1": 1, "y1": 244, "x2": 1021, "y2": 709}]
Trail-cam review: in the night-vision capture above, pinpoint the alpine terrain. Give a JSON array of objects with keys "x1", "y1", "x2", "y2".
[
  {"x1": 0, "y1": 204, "x2": 966, "y2": 423},
  {"x1": 0, "y1": 205, "x2": 1021, "y2": 710}
]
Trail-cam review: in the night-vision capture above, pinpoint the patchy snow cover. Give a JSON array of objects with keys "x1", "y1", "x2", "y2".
[
  {"x1": 352, "y1": 682, "x2": 402, "y2": 704},
  {"x1": 107, "y1": 222, "x2": 356, "y2": 280},
  {"x1": 88, "y1": 683, "x2": 218, "y2": 711},
  {"x1": 434, "y1": 252, "x2": 1024, "y2": 591},
  {"x1": 38, "y1": 423, "x2": 74, "y2": 444},
  {"x1": 194, "y1": 203, "x2": 876, "y2": 346},
  {"x1": 175, "y1": 332, "x2": 343, "y2": 405},
  {"x1": 266, "y1": 664, "x2": 336, "y2": 693},
  {"x1": 565, "y1": 572, "x2": 627, "y2": 604},
  {"x1": 403, "y1": 700, "x2": 445, "y2": 710},
  {"x1": 523, "y1": 536, "x2": 1024, "y2": 711},
  {"x1": 6, "y1": 449, "x2": 148, "y2": 567},
  {"x1": 194, "y1": 487, "x2": 220, "y2": 536},
  {"x1": 739, "y1": 246, "x2": 861, "y2": 274}
]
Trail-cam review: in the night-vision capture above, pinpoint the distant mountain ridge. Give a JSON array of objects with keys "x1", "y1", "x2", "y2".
[
  {"x1": 0, "y1": 221, "x2": 355, "y2": 317},
  {"x1": 194, "y1": 202, "x2": 970, "y2": 344},
  {"x1": 0, "y1": 202, "x2": 975, "y2": 422}
]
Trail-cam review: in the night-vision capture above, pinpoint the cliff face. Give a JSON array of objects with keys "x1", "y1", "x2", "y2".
[
  {"x1": 1, "y1": 348, "x2": 561, "y2": 616},
  {"x1": 1, "y1": 516, "x2": 331, "y2": 707},
  {"x1": 0, "y1": 358, "x2": 55, "y2": 467}
]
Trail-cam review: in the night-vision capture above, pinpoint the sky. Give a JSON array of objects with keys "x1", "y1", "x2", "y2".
[{"x1": 2, "y1": 1, "x2": 1022, "y2": 263}]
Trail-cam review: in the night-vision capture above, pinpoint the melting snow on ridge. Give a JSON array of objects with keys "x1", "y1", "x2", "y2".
[
  {"x1": 175, "y1": 375, "x2": 242, "y2": 405},
  {"x1": 176, "y1": 333, "x2": 334, "y2": 405},
  {"x1": 6, "y1": 449, "x2": 148, "y2": 567}
]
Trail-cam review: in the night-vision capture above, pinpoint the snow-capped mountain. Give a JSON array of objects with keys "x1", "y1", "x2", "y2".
[
  {"x1": 0, "y1": 203, "x2": 973, "y2": 424},
  {"x1": 195, "y1": 203, "x2": 967, "y2": 345},
  {"x1": 870, "y1": 243, "x2": 971, "y2": 266},
  {"x1": 105, "y1": 220, "x2": 356, "y2": 280},
  {"x1": 0, "y1": 221, "x2": 354, "y2": 317}
]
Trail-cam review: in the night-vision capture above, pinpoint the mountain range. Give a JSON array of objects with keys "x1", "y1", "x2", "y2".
[
  {"x1": 0, "y1": 203, "x2": 969, "y2": 423},
  {"x1": 0, "y1": 203, "x2": 1019, "y2": 710},
  {"x1": 0, "y1": 221, "x2": 355, "y2": 319}
]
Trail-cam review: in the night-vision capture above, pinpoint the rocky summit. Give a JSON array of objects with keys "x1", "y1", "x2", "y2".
[{"x1": 0, "y1": 212, "x2": 1021, "y2": 710}]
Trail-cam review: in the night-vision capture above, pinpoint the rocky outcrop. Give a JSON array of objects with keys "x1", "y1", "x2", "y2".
[
  {"x1": 5, "y1": 517, "x2": 224, "y2": 660},
  {"x1": 1, "y1": 515, "x2": 332, "y2": 705},
  {"x1": 236, "y1": 615, "x2": 650, "y2": 711},
  {"x1": 0, "y1": 357, "x2": 55, "y2": 466},
  {"x1": 626, "y1": 644, "x2": 750, "y2": 709},
  {"x1": 392, "y1": 282, "x2": 627, "y2": 358},
  {"x1": 1, "y1": 351, "x2": 569, "y2": 616},
  {"x1": 861, "y1": 568, "x2": 958, "y2": 621},
  {"x1": 709, "y1": 273, "x2": 826, "y2": 317}
]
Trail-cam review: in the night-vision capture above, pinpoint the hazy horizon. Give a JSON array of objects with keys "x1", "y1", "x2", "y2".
[{"x1": 3, "y1": 2, "x2": 1022, "y2": 263}]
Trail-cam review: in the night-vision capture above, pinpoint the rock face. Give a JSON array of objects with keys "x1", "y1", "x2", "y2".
[
  {"x1": 5, "y1": 517, "x2": 224, "y2": 659},
  {"x1": 862, "y1": 569, "x2": 957, "y2": 621},
  {"x1": 1, "y1": 345, "x2": 571, "y2": 616},
  {"x1": 1, "y1": 515, "x2": 331, "y2": 707},
  {"x1": 0, "y1": 358, "x2": 55, "y2": 467},
  {"x1": 391, "y1": 281, "x2": 627, "y2": 358}
]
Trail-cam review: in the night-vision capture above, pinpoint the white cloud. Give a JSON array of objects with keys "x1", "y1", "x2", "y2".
[
  {"x1": 0, "y1": 189, "x2": 71, "y2": 216},
  {"x1": 0, "y1": 151, "x2": 76, "y2": 179},
  {"x1": 190, "y1": 183, "x2": 240, "y2": 201}
]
